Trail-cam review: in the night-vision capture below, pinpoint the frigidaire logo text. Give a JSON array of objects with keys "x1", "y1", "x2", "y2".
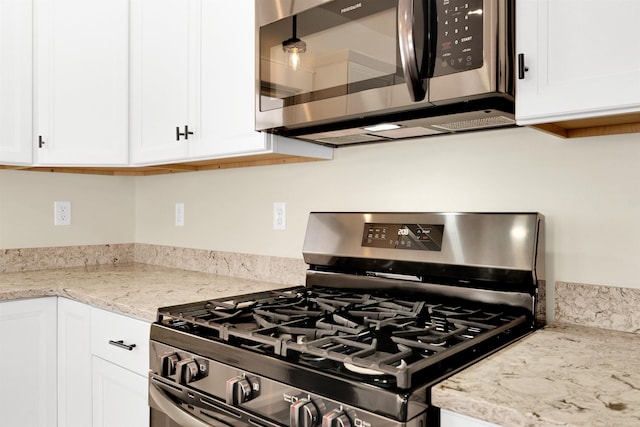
[{"x1": 341, "y1": 2, "x2": 362, "y2": 13}]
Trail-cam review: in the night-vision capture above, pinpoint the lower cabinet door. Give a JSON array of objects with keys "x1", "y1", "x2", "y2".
[
  {"x1": 0, "y1": 297, "x2": 57, "y2": 427},
  {"x1": 92, "y1": 356, "x2": 149, "y2": 427},
  {"x1": 58, "y1": 298, "x2": 92, "y2": 427}
]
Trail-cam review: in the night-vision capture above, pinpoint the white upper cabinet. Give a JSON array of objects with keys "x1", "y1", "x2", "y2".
[
  {"x1": 33, "y1": 0, "x2": 129, "y2": 166},
  {"x1": 0, "y1": 0, "x2": 33, "y2": 165},
  {"x1": 130, "y1": 0, "x2": 275, "y2": 165},
  {"x1": 516, "y1": 0, "x2": 640, "y2": 125},
  {"x1": 195, "y1": 0, "x2": 266, "y2": 157},
  {"x1": 129, "y1": 0, "x2": 197, "y2": 164}
]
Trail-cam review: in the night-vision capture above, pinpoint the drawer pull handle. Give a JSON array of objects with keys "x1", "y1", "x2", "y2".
[{"x1": 109, "y1": 340, "x2": 137, "y2": 351}]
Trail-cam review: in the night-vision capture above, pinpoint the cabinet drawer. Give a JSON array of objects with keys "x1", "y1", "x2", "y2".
[{"x1": 91, "y1": 308, "x2": 150, "y2": 377}]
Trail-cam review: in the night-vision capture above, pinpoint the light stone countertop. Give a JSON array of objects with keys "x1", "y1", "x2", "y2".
[
  {"x1": 431, "y1": 322, "x2": 640, "y2": 427},
  {"x1": 0, "y1": 263, "x2": 291, "y2": 322}
]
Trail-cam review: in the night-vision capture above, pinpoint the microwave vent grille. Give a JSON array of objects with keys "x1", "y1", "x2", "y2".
[{"x1": 432, "y1": 115, "x2": 516, "y2": 132}]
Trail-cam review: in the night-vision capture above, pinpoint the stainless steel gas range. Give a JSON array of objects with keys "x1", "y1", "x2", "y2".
[{"x1": 149, "y1": 212, "x2": 545, "y2": 427}]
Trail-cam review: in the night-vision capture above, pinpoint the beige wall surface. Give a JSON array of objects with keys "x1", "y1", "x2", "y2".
[
  {"x1": 0, "y1": 170, "x2": 135, "y2": 249},
  {"x1": 134, "y1": 126, "x2": 640, "y2": 296}
]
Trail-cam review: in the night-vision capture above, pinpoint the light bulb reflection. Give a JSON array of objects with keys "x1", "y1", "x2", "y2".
[
  {"x1": 283, "y1": 39, "x2": 306, "y2": 70},
  {"x1": 288, "y1": 51, "x2": 301, "y2": 69}
]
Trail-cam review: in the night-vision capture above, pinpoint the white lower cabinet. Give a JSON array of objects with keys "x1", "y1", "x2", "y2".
[
  {"x1": 92, "y1": 356, "x2": 149, "y2": 427},
  {"x1": 58, "y1": 298, "x2": 92, "y2": 427},
  {"x1": 57, "y1": 298, "x2": 151, "y2": 427},
  {"x1": 0, "y1": 297, "x2": 57, "y2": 427},
  {"x1": 90, "y1": 306, "x2": 150, "y2": 427},
  {"x1": 440, "y1": 409, "x2": 502, "y2": 427}
]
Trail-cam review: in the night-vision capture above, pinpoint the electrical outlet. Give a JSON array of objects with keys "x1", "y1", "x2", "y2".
[
  {"x1": 54, "y1": 201, "x2": 71, "y2": 226},
  {"x1": 273, "y1": 202, "x2": 286, "y2": 230},
  {"x1": 175, "y1": 202, "x2": 185, "y2": 226}
]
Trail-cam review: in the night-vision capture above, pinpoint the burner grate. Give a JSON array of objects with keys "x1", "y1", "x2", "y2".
[{"x1": 157, "y1": 286, "x2": 531, "y2": 388}]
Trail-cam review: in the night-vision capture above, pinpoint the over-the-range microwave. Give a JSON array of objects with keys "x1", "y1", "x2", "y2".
[{"x1": 255, "y1": 0, "x2": 516, "y2": 146}]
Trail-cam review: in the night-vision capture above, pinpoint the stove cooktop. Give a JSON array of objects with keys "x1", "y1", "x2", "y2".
[{"x1": 157, "y1": 286, "x2": 531, "y2": 389}]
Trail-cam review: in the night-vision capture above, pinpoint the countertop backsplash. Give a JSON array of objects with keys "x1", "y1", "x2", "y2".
[
  {"x1": 1, "y1": 243, "x2": 307, "y2": 287},
  {"x1": 1, "y1": 244, "x2": 134, "y2": 273},
  {"x1": 133, "y1": 243, "x2": 307, "y2": 287},
  {"x1": 555, "y1": 281, "x2": 640, "y2": 334}
]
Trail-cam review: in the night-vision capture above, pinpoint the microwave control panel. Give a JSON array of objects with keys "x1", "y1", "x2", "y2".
[{"x1": 433, "y1": 0, "x2": 484, "y2": 76}]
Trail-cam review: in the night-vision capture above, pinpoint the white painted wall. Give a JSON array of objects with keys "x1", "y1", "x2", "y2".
[{"x1": 0, "y1": 170, "x2": 135, "y2": 248}]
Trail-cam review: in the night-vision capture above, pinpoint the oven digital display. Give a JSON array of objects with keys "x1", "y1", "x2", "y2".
[{"x1": 362, "y1": 223, "x2": 444, "y2": 251}]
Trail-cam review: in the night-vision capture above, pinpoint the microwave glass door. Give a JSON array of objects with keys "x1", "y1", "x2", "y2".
[{"x1": 259, "y1": 0, "x2": 410, "y2": 113}]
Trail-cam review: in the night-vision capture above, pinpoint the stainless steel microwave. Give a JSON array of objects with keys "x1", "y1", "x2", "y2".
[{"x1": 255, "y1": 0, "x2": 515, "y2": 146}]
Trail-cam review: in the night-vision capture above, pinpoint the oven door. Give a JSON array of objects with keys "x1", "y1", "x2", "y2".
[
  {"x1": 149, "y1": 377, "x2": 281, "y2": 427},
  {"x1": 256, "y1": 0, "x2": 430, "y2": 131}
]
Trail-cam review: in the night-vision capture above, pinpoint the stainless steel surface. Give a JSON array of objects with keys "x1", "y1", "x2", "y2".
[
  {"x1": 302, "y1": 212, "x2": 543, "y2": 274},
  {"x1": 255, "y1": 0, "x2": 515, "y2": 145},
  {"x1": 256, "y1": 0, "x2": 333, "y2": 26}
]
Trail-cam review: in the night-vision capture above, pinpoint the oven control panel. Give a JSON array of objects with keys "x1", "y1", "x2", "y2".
[{"x1": 362, "y1": 223, "x2": 444, "y2": 251}]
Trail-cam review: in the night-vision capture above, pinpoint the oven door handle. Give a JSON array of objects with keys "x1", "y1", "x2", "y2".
[
  {"x1": 398, "y1": 0, "x2": 435, "y2": 102},
  {"x1": 149, "y1": 383, "x2": 220, "y2": 427}
]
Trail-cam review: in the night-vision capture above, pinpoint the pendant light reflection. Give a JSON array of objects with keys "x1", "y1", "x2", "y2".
[{"x1": 282, "y1": 15, "x2": 306, "y2": 70}]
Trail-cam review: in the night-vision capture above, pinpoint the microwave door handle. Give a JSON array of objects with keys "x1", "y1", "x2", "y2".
[{"x1": 398, "y1": 0, "x2": 429, "y2": 102}]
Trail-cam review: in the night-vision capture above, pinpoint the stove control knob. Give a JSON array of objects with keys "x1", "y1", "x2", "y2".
[
  {"x1": 158, "y1": 352, "x2": 180, "y2": 376},
  {"x1": 226, "y1": 376, "x2": 255, "y2": 405},
  {"x1": 290, "y1": 398, "x2": 323, "y2": 427},
  {"x1": 322, "y1": 409, "x2": 352, "y2": 427},
  {"x1": 176, "y1": 359, "x2": 199, "y2": 385}
]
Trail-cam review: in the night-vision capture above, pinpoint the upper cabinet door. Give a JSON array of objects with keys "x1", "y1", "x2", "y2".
[
  {"x1": 131, "y1": 0, "x2": 267, "y2": 165},
  {"x1": 129, "y1": 0, "x2": 198, "y2": 164},
  {"x1": 193, "y1": 0, "x2": 265, "y2": 158},
  {"x1": 33, "y1": 0, "x2": 129, "y2": 166},
  {"x1": 516, "y1": 0, "x2": 640, "y2": 125},
  {"x1": 0, "y1": 0, "x2": 33, "y2": 165}
]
